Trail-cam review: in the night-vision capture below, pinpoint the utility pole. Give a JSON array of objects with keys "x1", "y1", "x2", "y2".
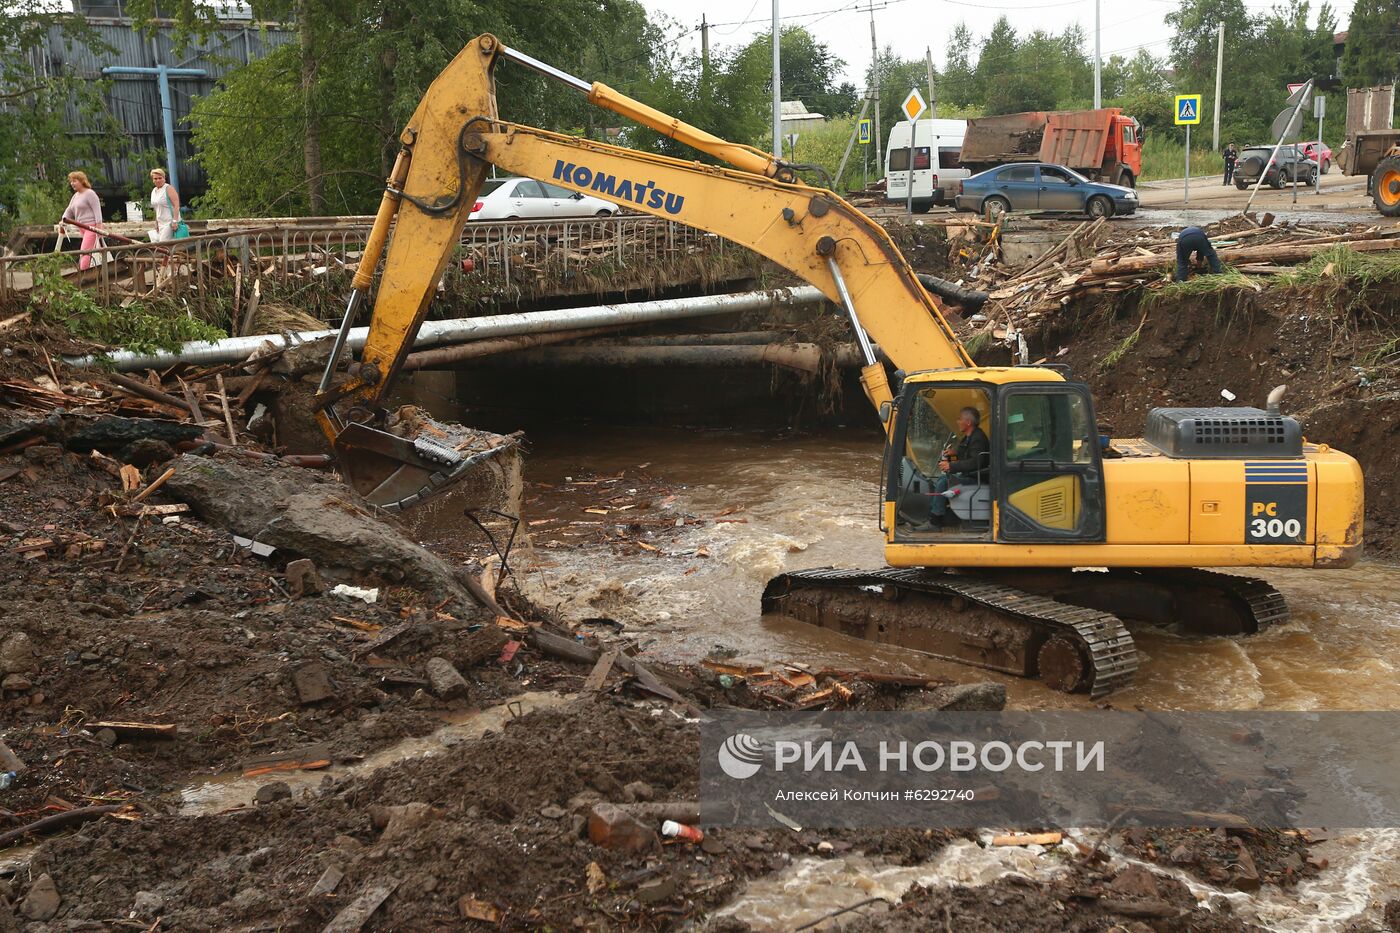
[
  {"x1": 772, "y1": 1, "x2": 782, "y2": 160},
  {"x1": 1093, "y1": 0, "x2": 1101, "y2": 109},
  {"x1": 700, "y1": 15, "x2": 710, "y2": 85},
  {"x1": 1212, "y1": 22, "x2": 1225, "y2": 150},
  {"x1": 870, "y1": 6, "x2": 881, "y2": 171},
  {"x1": 926, "y1": 45, "x2": 936, "y2": 118}
]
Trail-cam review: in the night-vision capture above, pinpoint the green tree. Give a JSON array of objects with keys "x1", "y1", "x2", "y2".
[
  {"x1": 0, "y1": 2, "x2": 115, "y2": 229},
  {"x1": 148, "y1": 0, "x2": 669, "y2": 216},
  {"x1": 1340, "y1": 0, "x2": 1400, "y2": 86},
  {"x1": 726, "y1": 27, "x2": 858, "y2": 122},
  {"x1": 975, "y1": 17, "x2": 1021, "y2": 113},
  {"x1": 942, "y1": 23, "x2": 978, "y2": 108}
]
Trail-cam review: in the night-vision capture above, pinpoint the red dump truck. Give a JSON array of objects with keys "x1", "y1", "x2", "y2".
[{"x1": 958, "y1": 108, "x2": 1143, "y2": 188}]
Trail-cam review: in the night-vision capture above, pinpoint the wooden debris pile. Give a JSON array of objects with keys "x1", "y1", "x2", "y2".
[
  {"x1": 699, "y1": 660, "x2": 950, "y2": 710},
  {"x1": 970, "y1": 216, "x2": 1400, "y2": 326}
]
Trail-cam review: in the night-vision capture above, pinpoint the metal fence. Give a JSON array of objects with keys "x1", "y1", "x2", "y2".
[{"x1": 0, "y1": 215, "x2": 741, "y2": 317}]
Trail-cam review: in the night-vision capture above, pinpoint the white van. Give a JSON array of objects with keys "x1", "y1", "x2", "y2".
[{"x1": 884, "y1": 119, "x2": 969, "y2": 211}]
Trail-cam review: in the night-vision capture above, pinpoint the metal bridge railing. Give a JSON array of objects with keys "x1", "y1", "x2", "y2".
[{"x1": 0, "y1": 215, "x2": 733, "y2": 315}]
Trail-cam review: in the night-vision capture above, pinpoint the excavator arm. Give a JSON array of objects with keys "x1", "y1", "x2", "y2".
[{"x1": 316, "y1": 34, "x2": 972, "y2": 506}]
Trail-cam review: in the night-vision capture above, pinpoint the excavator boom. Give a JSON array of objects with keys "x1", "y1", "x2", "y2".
[{"x1": 315, "y1": 33, "x2": 972, "y2": 489}]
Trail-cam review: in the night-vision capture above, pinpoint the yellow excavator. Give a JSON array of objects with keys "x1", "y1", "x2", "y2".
[{"x1": 313, "y1": 35, "x2": 1364, "y2": 697}]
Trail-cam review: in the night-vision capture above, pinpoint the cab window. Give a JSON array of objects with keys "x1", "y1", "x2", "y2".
[{"x1": 1004, "y1": 392, "x2": 1094, "y2": 464}]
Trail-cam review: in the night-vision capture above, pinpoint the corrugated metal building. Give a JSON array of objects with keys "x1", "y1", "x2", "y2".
[{"x1": 25, "y1": 1, "x2": 293, "y2": 200}]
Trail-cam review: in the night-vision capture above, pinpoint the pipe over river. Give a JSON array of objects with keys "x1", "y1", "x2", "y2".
[{"x1": 63, "y1": 287, "x2": 828, "y2": 372}]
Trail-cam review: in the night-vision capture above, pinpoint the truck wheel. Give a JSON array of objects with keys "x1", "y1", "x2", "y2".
[
  {"x1": 1086, "y1": 195, "x2": 1113, "y2": 219},
  {"x1": 1116, "y1": 170, "x2": 1135, "y2": 189},
  {"x1": 1373, "y1": 156, "x2": 1400, "y2": 216},
  {"x1": 983, "y1": 196, "x2": 1010, "y2": 220},
  {"x1": 1322, "y1": 158, "x2": 1331, "y2": 175}
]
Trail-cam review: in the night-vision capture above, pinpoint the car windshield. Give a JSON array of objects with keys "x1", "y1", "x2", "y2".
[{"x1": 1057, "y1": 166, "x2": 1090, "y2": 184}]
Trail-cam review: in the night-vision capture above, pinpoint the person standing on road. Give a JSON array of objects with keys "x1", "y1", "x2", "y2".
[
  {"x1": 148, "y1": 168, "x2": 181, "y2": 242},
  {"x1": 1223, "y1": 143, "x2": 1238, "y2": 186},
  {"x1": 58, "y1": 171, "x2": 104, "y2": 271},
  {"x1": 1174, "y1": 226, "x2": 1223, "y2": 281}
]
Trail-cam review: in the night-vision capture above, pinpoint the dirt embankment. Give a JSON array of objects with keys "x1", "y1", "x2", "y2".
[{"x1": 1025, "y1": 286, "x2": 1400, "y2": 556}]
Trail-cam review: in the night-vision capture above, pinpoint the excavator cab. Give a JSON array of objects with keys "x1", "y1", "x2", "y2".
[{"x1": 886, "y1": 372, "x2": 1106, "y2": 545}]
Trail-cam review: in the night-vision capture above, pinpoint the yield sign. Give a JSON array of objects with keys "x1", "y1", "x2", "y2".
[{"x1": 901, "y1": 88, "x2": 927, "y2": 122}]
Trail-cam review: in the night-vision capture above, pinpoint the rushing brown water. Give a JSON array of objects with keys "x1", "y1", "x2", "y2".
[
  {"x1": 513, "y1": 425, "x2": 1400, "y2": 713},
  {"x1": 414, "y1": 423, "x2": 1400, "y2": 930}
]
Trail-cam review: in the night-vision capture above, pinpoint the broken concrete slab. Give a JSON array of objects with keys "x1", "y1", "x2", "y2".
[
  {"x1": 165, "y1": 455, "x2": 475, "y2": 607},
  {"x1": 424, "y1": 658, "x2": 468, "y2": 699},
  {"x1": 286, "y1": 558, "x2": 324, "y2": 597},
  {"x1": 0, "y1": 632, "x2": 37, "y2": 676},
  {"x1": 19, "y1": 873, "x2": 59, "y2": 921}
]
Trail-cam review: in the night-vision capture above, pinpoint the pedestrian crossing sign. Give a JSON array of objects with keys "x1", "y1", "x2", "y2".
[
  {"x1": 1174, "y1": 94, "x2": 1202, "y2": 125},
  {"x1": 858, "y1": 119, "x2": 871, "y2": 144}
]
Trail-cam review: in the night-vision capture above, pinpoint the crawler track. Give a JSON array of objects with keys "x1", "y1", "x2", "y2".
[{"x1": 763, "y1": 567, "x2": 1138, "y2": 698}]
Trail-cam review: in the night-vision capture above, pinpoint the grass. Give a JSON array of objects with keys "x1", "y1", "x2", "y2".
[
  {"x1": 1278, "y1": 245, "x2": 1400, "y2": 290},
  {"x1": 1138, "y1": 137, "x2": 1225, "y2": 183},
  {"x1": 1149, "y1": 265, "x2": 1263, "y2": 301}
]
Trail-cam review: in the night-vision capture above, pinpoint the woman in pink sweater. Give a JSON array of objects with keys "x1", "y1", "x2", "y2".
[{"x1": 60, "y1": 171, "x2": 104, "y2": 270}]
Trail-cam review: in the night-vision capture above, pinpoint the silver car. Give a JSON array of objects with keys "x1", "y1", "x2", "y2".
[{"x1": 469, "y1": 177, "x2": 618, "y2": 220}]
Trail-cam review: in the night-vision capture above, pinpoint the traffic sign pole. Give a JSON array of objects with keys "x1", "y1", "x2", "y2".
[
  {"x1": 1174, "y1": 94, "x2": 1203, "y2": 207},
  {"x1": 900, "y1": 89, "x2": 927, "y2": 219}
]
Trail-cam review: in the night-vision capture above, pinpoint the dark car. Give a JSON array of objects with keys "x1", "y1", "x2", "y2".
[
  {"x1": 952, "y1": 163, "x2": 1138, "y2": 219},
  {"x1": 1234, "y1": 145, "x2": 1318, "y2": 189}
]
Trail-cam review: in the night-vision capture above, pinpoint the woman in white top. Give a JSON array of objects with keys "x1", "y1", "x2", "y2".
[
  {"x1": 59, "y1": 171, "x2": 104, "y2": 270},
  {"x1": 149, "y1": 168, "x2": 181, "y2": 242}
]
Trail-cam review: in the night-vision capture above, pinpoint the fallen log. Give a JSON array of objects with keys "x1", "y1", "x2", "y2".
[
  {"x1": 0, "y1": 804, "x2": 124, "y2": 848},
  {"x1": 1089, "y1": 236, "x2": 1400, "y2": 277},
  {"x1": 527, "y1": 629, "x2": 690, "y2": 707}
]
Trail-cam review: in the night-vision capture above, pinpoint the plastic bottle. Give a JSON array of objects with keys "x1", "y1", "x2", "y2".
[{"x1": 660, "y1": 820, "x2": 704, "y2": 843}]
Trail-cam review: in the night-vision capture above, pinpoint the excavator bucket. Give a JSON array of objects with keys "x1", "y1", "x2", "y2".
[{"x1": 333, "y1": 420, "x2": 515, "y2": 513}]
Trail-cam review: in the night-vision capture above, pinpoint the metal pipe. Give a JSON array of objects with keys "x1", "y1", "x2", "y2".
[
  {"x1": 468, "y1": 343, "x2": 867, "y2": 372},
  {"x1": 402, "y1": 324, "x2": 626, "y2": 371},
  {"x1": 66, "y1": 286, "x2": 828, "y2": 371},
  {"x1": 498, "y1": 45, "x2": 592, "y2": 94},
  {"x1": 824, "y1": 256, "x2": 877, "y2": 366},
  {"x1": 317, "y1": 289, "x2": 363, "y2": 393}
]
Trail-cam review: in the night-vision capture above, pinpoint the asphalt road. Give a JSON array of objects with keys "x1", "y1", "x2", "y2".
[{"x1": 1135, "y1": 169, "x2": 1377, "y2": 223}]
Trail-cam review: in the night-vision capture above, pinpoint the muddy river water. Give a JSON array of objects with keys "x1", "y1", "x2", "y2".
[
  {"x1": 515, "y1": 425, "x2": 1400, "y2": 713},
  {"x1": 503, "y1": 425, "x2": 1400, "y2": 930}
]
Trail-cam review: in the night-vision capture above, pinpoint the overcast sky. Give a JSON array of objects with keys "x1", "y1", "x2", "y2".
[{"x1": 637, "y1": 0, "x2": 1352, "y2": 91}]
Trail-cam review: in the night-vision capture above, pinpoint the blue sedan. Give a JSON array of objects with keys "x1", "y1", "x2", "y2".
[{"x1": 953, "y1": 163, "x2": 1138, "y2": 219}]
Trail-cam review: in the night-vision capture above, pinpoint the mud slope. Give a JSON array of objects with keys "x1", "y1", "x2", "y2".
[{"x1": 1032, "y1": 287, "x2": 1400, "y2": 555}]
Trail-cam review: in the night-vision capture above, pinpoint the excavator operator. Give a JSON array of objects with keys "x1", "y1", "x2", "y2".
[{"x1": 929, "y1": 407, "x2": 990, "y2": 525}]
